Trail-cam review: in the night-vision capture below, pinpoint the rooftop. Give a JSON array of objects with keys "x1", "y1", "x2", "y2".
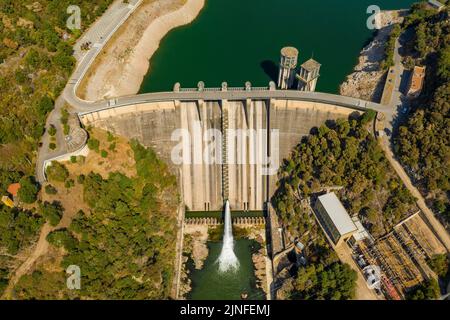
[
  {"x1": 7, "y1": 183, "x2": 21, "y2": 197},
  {"x1": 281, "y1": 46, "x2": 299, "y2": 58},
  {"x1": 301, "y1": 58, "x2": 321, "y2": 71},
  {"x1": 409, "y1": 66, "x2": 426, "y2": 92},
  {"x1": 428, "y1": 0, "x2": 445, "y2": 9},
  {"x1": 317, "y1": 193, "x2": 357, "y2": 236}
]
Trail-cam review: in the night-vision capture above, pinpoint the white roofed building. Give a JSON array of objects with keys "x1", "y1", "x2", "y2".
[{"x1": 314, "y1": 193, "x2": 357, "y2": 246}]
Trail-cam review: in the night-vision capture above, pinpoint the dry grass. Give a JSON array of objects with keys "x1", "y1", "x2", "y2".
[{"x1": 17, "y1": 128, "x2": 138, "y2": 279}]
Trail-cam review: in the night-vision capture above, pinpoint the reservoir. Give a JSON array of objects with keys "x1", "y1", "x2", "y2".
[{"x1": 139, "y1": 0, "x2": 415, "y2": 94}]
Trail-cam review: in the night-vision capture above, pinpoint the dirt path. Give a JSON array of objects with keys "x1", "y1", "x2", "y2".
[
  {"x1": 380, "y1": 136, "x2": 450, "y2": 252},
  {"x1": 2, "y1": 223, "x2": 52, "y2": 299},
  {"x1": 336, "y1": 244, "x2": 382, "y2": 300}
]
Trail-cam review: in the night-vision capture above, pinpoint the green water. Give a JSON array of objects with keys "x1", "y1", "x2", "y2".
[
  {"x1": 188, "y1": 239, "x2": 265, "y2": 300},
  {"x1": 139, "y1": 0, "x2": 415, "y2": 94}
]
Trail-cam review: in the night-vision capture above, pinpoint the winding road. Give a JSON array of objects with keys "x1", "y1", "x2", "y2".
[{"x1": 31, "y1": 0, "x2": 449, "y2": 302}]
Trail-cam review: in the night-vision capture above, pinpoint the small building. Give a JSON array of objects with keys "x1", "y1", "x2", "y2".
[
  {"x1": 294, "y1": 240, "x2": 307, "y2": 266},
  {"x1": 1, "y1": 196, "x2": 14, "y2": 208},
  {"x1": 427, "y1": 0, "x2": 445, "y2": 11},
  {"x1": 7, "y1": 183, "x2": 21, "y2": 198},
  {"x1": 407, "y1": 66, "x2": 426, "y2": 98},
  {"x1": 348, "y1": 216, "x2": 374, "y2": 247},
  {"x1": 314, "y1": 193, "x2": 357, "y2": 246},
  {"x1": 297, "y1": 58, "x2": 321, "y2": 92}
]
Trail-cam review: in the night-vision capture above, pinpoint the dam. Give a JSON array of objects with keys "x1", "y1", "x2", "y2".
[{"x1": 78, "y1": 82, "x2": 389, "y2": 212}]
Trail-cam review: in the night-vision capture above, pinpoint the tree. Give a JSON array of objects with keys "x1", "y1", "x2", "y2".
[
  {"x1": 407, "y1": 279, "x2": 440, "y2": 300},
  {"x1": 292, "y1": 263, "x2": 357, "y2": 300},
  {"x1": 46, "y1": 229, "x2": 78, "y2": 251},
  {"x1": 40, "y1": 201, "x2": 63, "y2": 226},
  {"x1": 0, "y1": 206, "x2": 44, "y2": 255},
  {"x1": 428, "y1": 254, "x2": 449, "y2": 278},
  {"x1": 17, "y1": 176, "x2": 40, "y2": 204},
  {"x1": 35, "y1": 95, "x2": 54, "y2": 118}
]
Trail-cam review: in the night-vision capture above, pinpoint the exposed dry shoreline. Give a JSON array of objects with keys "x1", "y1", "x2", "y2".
[
  {"x1": 79, "y1": 0, "x2": 205, "y2": 101},
  {"x1": 340, "y1": 10, "x2": 407, "y2": 101}
]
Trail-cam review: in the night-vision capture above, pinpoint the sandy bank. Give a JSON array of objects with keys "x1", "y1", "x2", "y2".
[
  {"x1": 79, "y1": 0, "x2": 205, "y2": 101},
  {"x1": 340, "y1": 10, "x2": 407, "y2": 101}
]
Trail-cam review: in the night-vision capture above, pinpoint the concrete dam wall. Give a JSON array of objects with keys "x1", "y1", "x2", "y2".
[{"x1": 80, "y1": 98, "x2": 357, "y2": 211}]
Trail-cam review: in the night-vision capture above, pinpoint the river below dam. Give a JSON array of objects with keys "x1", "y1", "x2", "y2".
[
  {"x1": 139, "y1": 0, "x2": 415, "y2": 94},
  {"x1": 188, "y1": 239, "x2": 265, "y2": 300}
]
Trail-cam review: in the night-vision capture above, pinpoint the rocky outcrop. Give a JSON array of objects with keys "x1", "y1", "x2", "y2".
[
  {"x1": 340, "y1": 10, "x2": 407, "y2": 101},
  {"x1": 252, "y1": 234, "x2": 268, "y2": 295}
]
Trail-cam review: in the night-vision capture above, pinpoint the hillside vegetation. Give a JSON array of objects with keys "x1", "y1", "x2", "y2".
[
  {"x1": 272, "y1": 112, "x2": 416, "y2": 240},
  {"x1": 394, "y1": 2, "x2": 450, "y2": 225},
  {"x1": 0, "y1": 0, "x2": 113, "y2": 194},
  {"x1": 272, "y1": 112, "x2": 417, "y2": 299},
  {"x1": 14, "y1": 140, "x2": 179, "y2": 299}
]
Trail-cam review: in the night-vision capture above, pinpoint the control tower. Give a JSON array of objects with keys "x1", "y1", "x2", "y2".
[
  {"x1": 277, "y1": 47, "x2": 299, "y2": 89},
  {"x1": 297, "y1": 58, "x2": 321, "y2": 92}
]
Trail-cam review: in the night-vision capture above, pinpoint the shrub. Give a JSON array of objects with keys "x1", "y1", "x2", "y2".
[
  {"x1": 107, "y1": 131, "x2": 115, "y2": 142},
  {"x1": 63, "y1": 124, "x2": 70, "y2": 136},
  {"x1": 77, "y1": 156, "x2": 86, "y2": 164},
  {"x1": 100, "y1": 150, "x2": 108, "y2": 158},
  {"x1": 60, "y1": 108, "x2": 69, "y2": 125},
  {"x1": 87, "y1": 138, "x2": 100, "y2": 152},
  {"x1": 49, "y1": 143, "x2": 56, "y2": 150},
  {"x1": 64, "y1": 179, "x2": 75, "y2": 189},
  {"x1": 48, "y1": 125, "x2": 57, "y2": 136},
  {"x1": 45, "y1": 184, "x2": 57, "y2": 195},
  {"x1": 46, "y1": 161, "x2": 69, "y2": 182},
  {"x1": 108, "y1": 142, "x2": 116, "y2": 152},
  {"x1": 70, "y1": 156, "x2": 77, "y2": 164},
  {"x1": 77, "y1": 174, "x2": 85, "y2": 185}
]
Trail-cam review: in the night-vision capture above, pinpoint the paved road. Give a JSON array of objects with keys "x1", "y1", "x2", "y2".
[
  {"x1": 77, "y1": 89, "x2": 393, "y2": 115},
  {"x1": 35, "y1": 0, "x2": 450, "y2": 258},
  {"x1": 35, "y1": 0, "x2": 143, "y2": 182},
  {"x1": 379, "y1": 33, "x2": 450, "y2": 252}
]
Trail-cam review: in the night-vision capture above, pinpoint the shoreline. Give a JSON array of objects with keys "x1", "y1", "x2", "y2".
[
  {"x1": 79, "y1": 0, "x2": 205, "y2": 101},
  {"x1": 339, "y1": 10, "x2": 407, "y2": 101}
]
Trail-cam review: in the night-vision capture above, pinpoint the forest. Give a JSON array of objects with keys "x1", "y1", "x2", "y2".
[
  {"x1": 290, "y1": 263, "x2": 357, "y2": 300},
  {"x1": 395, "y1": 2, "x2": 449, "y2": 224},
  {"x1": 0, "y1": 0, "x2": 115, "y2": 297},
  {"x1": 271, "y1": 112, "x2": 418, "y2": 299},
  {"x1": 272, "y1": 112, "x2": 416, "y2": 240},
  {"x1": 14, "y1": 140, "x2": 180, "y2": 299},
  {"x1": 0, "y1": 0, "x2": 113, "y2": 202},
  {"x1": 0, "y1": 205, "x2": 43, "y2": 295}
]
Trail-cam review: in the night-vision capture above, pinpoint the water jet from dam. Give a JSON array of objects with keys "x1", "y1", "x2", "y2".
[{"x1": 218, "y1": 200, "x2": 239, "y2": 272}]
